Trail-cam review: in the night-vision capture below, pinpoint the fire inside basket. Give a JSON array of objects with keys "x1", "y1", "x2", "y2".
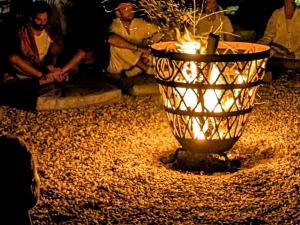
[{"x1": 151, "y1": 40, "x2": 270, "y2": 157}]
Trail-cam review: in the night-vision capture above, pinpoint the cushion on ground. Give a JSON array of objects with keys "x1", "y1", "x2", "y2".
[
  {"x1": 103, "y1": 73, "x2": 159, "y2": 96},
  {"x1": 36, "y1": 80, "x2": 121, "y2": 110},
  {"x1": 268, "y1": 58, "x2": 300, "y2": 71}
]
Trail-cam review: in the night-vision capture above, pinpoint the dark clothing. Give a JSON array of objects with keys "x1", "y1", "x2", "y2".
[
  {"x1": 63, "y1": 0, "x2": 111, "y2": 70},
  {"x1": 0, "y1": 136, "x2": 40, "y2": 225},
  {"x1": 0, "y1": 79, "x2": 40, "y2": 110}
]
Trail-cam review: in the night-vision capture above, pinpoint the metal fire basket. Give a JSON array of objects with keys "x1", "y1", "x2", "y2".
[{"x1": 151, "y1": 41, "x2": 270, "y2": 156}]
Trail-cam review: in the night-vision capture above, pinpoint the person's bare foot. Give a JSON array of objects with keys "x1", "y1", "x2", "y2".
[
  {"x1": 39, "y1": 70, "x2": 69, "y2": 85},
  {"x1": 49, "y1": 70, "x2": 69, "y2": 82},
  {"x1": 39, "y1": 73, "x2": 55, "y2": 85},
  {"x1": 2, "y1": 73, "x2": 16, "y2": 83},
  {"x1": 50, "y1": 71, "x2": 65, "y2": 82}
]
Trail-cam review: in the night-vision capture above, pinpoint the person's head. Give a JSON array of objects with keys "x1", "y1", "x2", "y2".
[
  {"x1": 116, "y1": 1, "x2": 136, "y2": 22},
  {"x1": 205, "y1": 0, "x2": 218, "y2": 13},
  {"x1": 284, "y1": 0, "x2": 296, "y2": 6},
  {"x1": 0, "y1": 135, "x2": 40, "y2": 221},
  {"x1": 0, "y1": 136, "x2": 39, "y2": 195},
  {"x1": 29, "y1": 1, "x2": 52, "y2": 31}
]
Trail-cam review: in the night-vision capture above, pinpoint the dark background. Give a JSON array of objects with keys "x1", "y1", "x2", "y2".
[
  {"x1": 0, "y1": 0, "x2": 286, "y2": 41},
  {"x1": 0, "y1": 0, "x2": 287, "y2": 76},
  {"x1": 184, "y1": 0, "x2": 284, "y2": 39},
  {"x1": 223, "y1": 0, "x2": 283, "y2": 38}
]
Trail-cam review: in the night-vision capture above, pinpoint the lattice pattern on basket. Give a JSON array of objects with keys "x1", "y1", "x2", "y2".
[
  {"x1": 155, "y1": 57, "x2": 266, "y2": 85},
  {"x1": 152, "y1": 41, "x2": 269, "y2": 142}
]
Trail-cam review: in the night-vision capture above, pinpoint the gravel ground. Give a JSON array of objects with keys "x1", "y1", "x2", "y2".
[{"x1": 0, "y1": 74, "x2": 299, "y2": 224}]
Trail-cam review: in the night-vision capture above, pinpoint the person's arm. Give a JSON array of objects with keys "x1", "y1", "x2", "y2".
[
  {"x1": 9, "y1": 54, "x2": 44, "y2": 79},
  {"x1": 107, "y1": 33, "x2": 149, "y2": 54},
  {"x1": 47, "y1": 40, "x2": 63, "y2": 71},
  {"x1": 141, "y1": 31, "x2": 164, "y2": 47},
  {"x1": 8, "y1": 32, "x2": 44, "y2": 79},
  {"x1": 222, "y1": 15, "x2": 235, "y2": 41},
  {"x1": 141, "y1": 22, "x2": 163, "y2": 47},
  {"x1": 108, "y1": 33, "x2": 138, "y2": 51},
  {"x1": 257, "y1": 11, "x2": 277, "y2": 45},
  {"x1": 224, "y1": 33, "x2": 235, "y2": 42},
  {"x1": 6, "y1": 54, "x2": 61, "y2": 85},
  {"x1": 42, "y1": 49, "x2": 88, "y2": 83},
  {"x1": 60, "y1": 49, "x2": 86, "y2": 74}
]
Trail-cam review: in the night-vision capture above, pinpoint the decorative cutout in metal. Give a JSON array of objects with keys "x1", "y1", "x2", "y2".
[{"x1": 151, "y1": 41, "x2": 270, "y2": 155}]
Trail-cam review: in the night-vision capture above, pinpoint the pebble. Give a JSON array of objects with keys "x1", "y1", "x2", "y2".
[{"x1": 0, "y1": 74, "x2": 299, "y2": 224}]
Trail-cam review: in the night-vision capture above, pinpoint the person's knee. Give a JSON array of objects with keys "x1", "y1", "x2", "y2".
[
  {"x1": 76, "y1": 49, "x2": 87, "y2": 59},
  {"x1": 80, "y1": 49, "x2": 95, "y2": 64},
  {"x1": 8, "y1": 54, "x2": 21, "y2": 64}
]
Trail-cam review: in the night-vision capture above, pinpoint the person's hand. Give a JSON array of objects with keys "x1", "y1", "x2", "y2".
[
  {"x1": 47, "y1": 66, "x2": 70, "y2": 81},
  {"x1": 287, "y1": 51, "x2": 295, "y2": 59},
  {"x1": 270, "y1": 43, "x2": 292, "y2": 58},
  {"x1": 141, "y1": 38, "x2": 153, "y2": 48},
  {"x1": 39, "y1": 71, "x2": 69, "y2": 85},
  {"x1": 47, "y1": 65, "x2": 62, "y2": 72},
  {"x1": 271, "y1": 46, "x2": 289, "y2": 58},
  {"x1": 48, "y1": 70, "x2": 69, "y2": 82},
  {"x1": 39, "y1": 73, "x2": 55, "y2": 85},
  {"x1": 273, "y1": 48, "x2": 296, "y2": 59},
  {"x1": 138, "y1": 47, "x2": 151, "y2": 58}
]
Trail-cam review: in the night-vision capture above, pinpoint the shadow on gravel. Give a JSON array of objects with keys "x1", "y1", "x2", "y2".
[
  {"x1": 159, "y1": 145, "x2": 277, "y2": 175},
  {"x1": 160, "y1": 148, "x2": 242, "y2": 175}
]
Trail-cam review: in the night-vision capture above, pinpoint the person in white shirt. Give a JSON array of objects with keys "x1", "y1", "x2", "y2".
[
  {"x1": 194, "y1": 0, "x2": 234, "y2": 41},
  {"x1": 107, "y1": 1, "x2": 162, "y2": 77},
  {"x1": 257, "y1": 0, "x2": 300, "y2": 59}
]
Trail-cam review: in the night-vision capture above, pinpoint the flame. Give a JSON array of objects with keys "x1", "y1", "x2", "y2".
[
  {"x1": 174, "y1": 29, "x2": 209, "y2": 139},
  {"x1": 172, "y1": 29, "x2": 247, "y2": 140},
  {"x1": 204, "y1": 64, "x2": 223, "y2": 112},
  {"x1": 174, "y1": 28, "x2": 202, "y2": 114}
]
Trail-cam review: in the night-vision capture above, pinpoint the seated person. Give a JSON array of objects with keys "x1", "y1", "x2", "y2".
[
  {"x1": 61, "y1": 0, "x2": 109, "y2": 75},
  {"x1": 107, "y1": 1, "x2": 162, "y2": 77},
  {"x1": 194, "y1": 0, "x2": 235, "y2": 41},
  {"x1": 3, "y1": 1, "x2": 89, "y2": 85},
  {"x1": 0, "y1": 135, "x2": 40, "y2": 225},
  {"x1": 257, "y1": 0, "x2": 300, "y2": 60}
]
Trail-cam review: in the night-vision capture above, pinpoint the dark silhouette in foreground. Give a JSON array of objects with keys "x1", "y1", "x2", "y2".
[{"x1": 0, "y1": 136, "x2": 40, "y2": 225}]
